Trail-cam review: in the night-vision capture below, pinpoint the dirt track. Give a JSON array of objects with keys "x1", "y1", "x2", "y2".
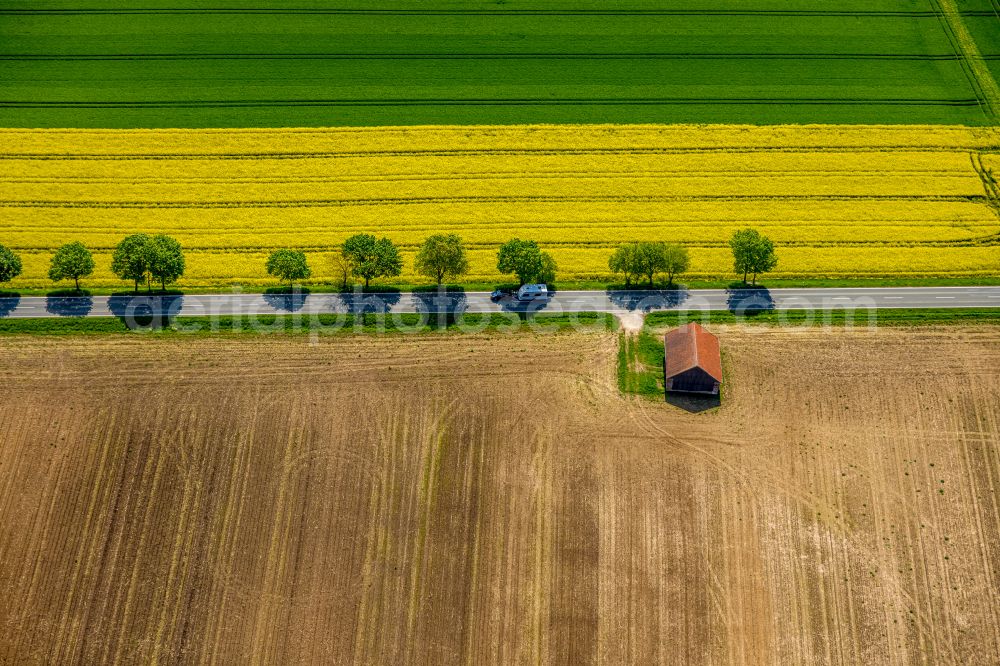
[{"x1": 1, "y1": 327, "x2": 999, "y2": 664}]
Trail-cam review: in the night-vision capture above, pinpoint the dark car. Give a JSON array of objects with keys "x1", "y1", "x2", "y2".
[{"x1": 490, "y1": 288, "x2": 513, "y2": 302}]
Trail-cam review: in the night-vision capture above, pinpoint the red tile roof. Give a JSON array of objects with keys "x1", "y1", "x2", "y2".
[{"x1": 663, "y1": 323, "x2": 723, "y2": 383}]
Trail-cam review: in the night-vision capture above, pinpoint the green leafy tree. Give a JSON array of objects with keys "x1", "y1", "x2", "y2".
[
  {"x1": 266, "y1": 249, "x2": 311, "y2": 288},
  {"x1": 147, "y1": 235, "x2": 185, "y2": 291},
  {"x1": 330, "y1": 251, "x2": 354, "y2": 290},
  {"x1": 635, "y1": 242, "x2": 669, "y2": 287},
  {"x1": 610, "y1": 241, "x2": 684, "y2": 287},
  {"x1": 48, "y1": 241, "x2": 94, "y2": 292},
  {"x1": 414, "y1": 234, "x2": 469, "y2": 285},
  {"x1": 537, "y1": 252, "x2": 557, "y2": 285},
  {"x1": 608, "y1": 243, "x2": 640, "y2": 287},
  {"x1": 0, "y1": 244, "x2": 22, "y2": 286},
  {"x1": 662, "y1": 243, "x2": 690, "y2": 287},
  {"x1": 496, "y1": 238, "x2": 548, "y2": 285},
  {"x1": 342, "y1": 234, "x2": 403, "y2": 289},
  {"x1": 729, "y1": 228, "x2": 778, "y2": 286},
  {"x1": 111, "y1": 233, "x2": 152, "y2": 293}
]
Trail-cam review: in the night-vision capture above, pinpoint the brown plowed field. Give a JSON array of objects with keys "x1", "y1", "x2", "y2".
[{"x1": 1, "y1": 327, "x2": 999, "y2": 665}]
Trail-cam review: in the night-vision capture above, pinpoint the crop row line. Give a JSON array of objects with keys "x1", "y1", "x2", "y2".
[
  {"x1": 0, "y1": 98, "x2": 982, "y2": 108},
  {"x1": 3, "y1": 147, "x2": 997, "y2": 160},
  {"x1": 0, "y1": 171, "x2": 972, "y2": 183},
  {"x1": 7, "y1": 218, "x2": 992, "y2": 226},
  {"x1": 0, "y1": 195, "x2": 986, "y2": 209},
  {"x1": 3, "y1": 53, "x2": 995, "y2": 61},
  {"x1": 8, "y1": 239, "x2": 997, "y2": 254},
  {"x1": 4, "y1": 9, "x2": 998, "y2": 16},
  {"x1": 10, "y1": 226, "x2": 991, "y2": 236}
]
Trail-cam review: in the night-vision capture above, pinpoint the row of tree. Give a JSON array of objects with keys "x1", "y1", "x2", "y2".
[
  {"x1": 0, "y1": 228, "x2": 778, "y2": 291},
  {"x1": 609, "y1": 229, "x2": 778, "y2": 287},
  {"x1": 609, "y1": 242, "x2": 689, "y2": 288},
  {"x1": 111, "y1": 234, "x2": 186, "y2": 292},
  {"x1": 265, "y1": 234, "x2": 557, "y2": 289},
  {"x1": 0, "y1": 234, "x2": 186, "y2": 293}
]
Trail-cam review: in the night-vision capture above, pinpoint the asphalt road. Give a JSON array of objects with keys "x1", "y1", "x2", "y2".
[{"x1": 1, "y1": 286, "x2": 999, "y2": 320}]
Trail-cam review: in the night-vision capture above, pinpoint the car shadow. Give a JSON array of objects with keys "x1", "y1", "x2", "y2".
[
  {"x1": 0, "y1": 291, "x2": 20, "y2": 318},
  {"x1": 499, "y1": 296, "x2": 553, "y2": 317},
  {"x1": 726, "y1": 287, "x2": 775, "y2": 316},
  {"x1": 108, "y1": 293, "x2": 184, "y2": 329}
]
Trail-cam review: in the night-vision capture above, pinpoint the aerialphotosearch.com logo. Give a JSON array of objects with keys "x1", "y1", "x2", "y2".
[{"x1": 105, "y1": 285, "x2": 884, "y2": 342}]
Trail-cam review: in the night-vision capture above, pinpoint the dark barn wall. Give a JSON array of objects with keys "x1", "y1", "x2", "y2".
[{"x1": 666, "y1": 367, "x2": 719, "y2": 394}]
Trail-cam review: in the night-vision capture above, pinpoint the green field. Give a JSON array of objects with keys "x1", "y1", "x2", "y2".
[{"x1": 2, "y1": 0, "x2": 999, "y2": 127}]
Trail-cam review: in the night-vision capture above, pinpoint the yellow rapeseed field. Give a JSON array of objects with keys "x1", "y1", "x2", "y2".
[{"x1": 1, "y1": 124, "x2": 998, "y2": 288}]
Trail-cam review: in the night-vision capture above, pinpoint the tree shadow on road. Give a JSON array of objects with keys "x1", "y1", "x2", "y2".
[
  {"x1": 412, "y1": 286, "x2": 467, "y2": 327},
  {"x1": 108, "y1": 294, "x2": 184, "y2": 330},
  {"x1": 330, "y1": 288, "x2": 402, "y2": 316},
  {"x1": 263, "y1": 287, "x2": 310, "y2": 313},
  {"x1": 607, "y1": 288, "x2": 689, "y2": 312},
  {"x1": 0, "y1": 291, "x2": 19, "y2": 318},
  {"x1": 45, "y1": 291, "x2": 93, "y2": 317},
  {"x1": 726, "y1": 287, "x2": 775, "y2": 317}
]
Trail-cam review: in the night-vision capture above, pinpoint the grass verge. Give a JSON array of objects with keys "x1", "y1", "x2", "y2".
[
  {"x1": 617, "y1": 331, "x2": 665, "y2": 399},
  {"x1": 6, "y1": 276, "x2": 1000, "y2": 297},
  {"x1": 0, "y1": 311, "x2": 617, "y2": 336},
  {"x1": 645, "y1": 308, "x2": 1000, "y2": 328}
]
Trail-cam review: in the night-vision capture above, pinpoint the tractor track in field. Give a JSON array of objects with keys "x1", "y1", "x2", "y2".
[
  {"x1": 0, "y1": 194, "x2": 988, "y2": 209},
  {"x1": 0, "y1": 98, "x2": 983, "y2": 109},
  {"x1": 0, "y1": 169, "x2": 974, "y2": 183},
  {"x1": 5, "y1": 146, "x2": 1000, "y2": 160},
  {"x1": 929, "y1": 0, "x2": 1000, "y2": 120},
  {"x1": 2, "y1": 8, "x2": 999, "y2": 17},
  {"x1": 7, "y1": 238, "x2": 1000, "y2": 253},
  {"x1": 972, "y1": 152, "x2": 1000, "y2": 215},
  {"x1": 4, "y1": 53, "x2": 997, "y2": 61}
]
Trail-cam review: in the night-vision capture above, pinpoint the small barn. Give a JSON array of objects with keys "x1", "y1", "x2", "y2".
[{"x1": 663, "y1": 323, "x2": 722, "y2": 395}]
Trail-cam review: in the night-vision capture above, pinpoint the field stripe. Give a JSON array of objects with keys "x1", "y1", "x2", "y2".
[
  {"x1": 1, "y1": 53, "x2": 990, "y2": 61},
  {"x1": 7, "y1": 146, "x2": 997, "y2": 159},
  {"x1": 0, "y1": 98, "x2": 982, "y2": 109},
  {"x1": 12, "y1": 237, "x2": 998, "y2": 251},
  {"x1": 1, "y1": 169, "x2": 973, "y2": 183},
  {"x1": 3, "y1": 8, "x2": 996, "y2": 17},
  {"x1": 0, "y1": 194, "x2": 986, "y2": 209}
]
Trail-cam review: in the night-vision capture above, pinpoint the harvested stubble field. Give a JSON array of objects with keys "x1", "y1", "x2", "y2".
[
  {"x1": 1, "y1": 0, "x2": 999, "y2": 127},
  {"x1": 2, "y1": 124, "x2": 1000, "y2": 290},
  {"x1": 1, "y1": 327, "x2": 999, "y2": 663}
]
